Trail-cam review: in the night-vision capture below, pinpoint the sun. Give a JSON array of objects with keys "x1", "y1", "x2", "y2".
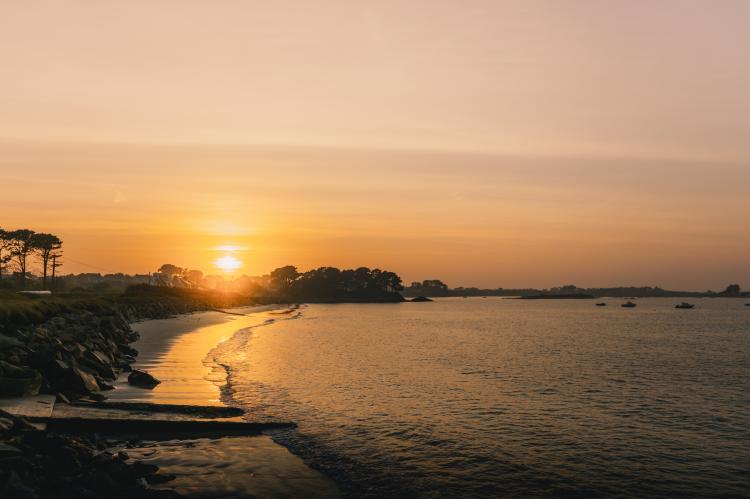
[{"x1": 214, "y1": 254, "x2": 242, "y2": 272}]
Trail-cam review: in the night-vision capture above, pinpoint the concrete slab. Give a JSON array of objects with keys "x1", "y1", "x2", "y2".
[
  {"x1": 51, "y1": 402, "x2": 244, "y2": 422},
  {"x1": 0, "y1": 395, "x2": 56, "y2": 418}
]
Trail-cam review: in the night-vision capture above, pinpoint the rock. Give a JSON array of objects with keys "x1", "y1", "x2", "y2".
[
  {"x1": 0, "y1": 409, "x2": 37, "y2": 432},
  {"x1": 0, "y1": 375, "x2": 42, "y2": 397},
  {"x1": 0, "y1": 416, "x2": 14, "y2": 431},
  {"x1": 0, "y1": 360, "x2": 39, "y2": 379},
  {"x1": 0, "y1": 442, "x2": 22, "y2": 458},
  {"x1": 29, "y1": 345, "x2": 61, "y2": 370},
  {"x1": 118, "y1": 344, "x2": 139, "y2": 358},
  {"x1": 145, "y1": 473, "x2": 176, "y2": 485},
  {"x1": 131, "y1": 461, "x2": 159, "y2": 477},
  {"x1": 0, "y1": 361, "x2": 42, "y2": 396},
  {"x1": 0, "y1": 334, "x2": 23, "y2": 350},
  {"x1": 81, "y1": 350, "x2": 117, "y2": 380},
  {"x1": 58, "y1": 365, "x2": 101, "y2": 395},
  {"x1": 1, "y1": 470, "x2": 38, "y2": 499},
  {"x1": 49, "y1": 316, "x2": 67, "y2": 328},
  {"x1": 128, "y1": 370, "x2": 160, "y2": 388},
  {"x1": 98, "y1": 381, "x2": 115, "y2": 391}
]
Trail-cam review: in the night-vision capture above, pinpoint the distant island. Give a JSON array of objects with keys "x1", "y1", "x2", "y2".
[{"x1": 403, "y1": 281, "x2": 749, "y2": 299}]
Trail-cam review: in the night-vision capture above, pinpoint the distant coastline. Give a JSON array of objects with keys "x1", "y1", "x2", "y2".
[
  {"x1": 519, "y1": 293, "x2": 594, "y2": 300},
  {"x1": 403, "y1": 281, "x2": 748, "y2": 299}
]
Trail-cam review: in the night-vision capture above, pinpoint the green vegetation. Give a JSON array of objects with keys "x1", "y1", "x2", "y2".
[
  {"x1": 0, "y1": 286, "x2": 252, "y2": 327},
  {"x1": 0, "y1": 290, "x2": 113, "y2": 325},
  {"x1": 0, "y1": 263, "x2": 406, "y2": 327}
]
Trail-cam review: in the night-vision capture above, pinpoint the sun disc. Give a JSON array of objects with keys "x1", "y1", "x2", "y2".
[{"x1": 214, "y1": 254, "x2": 242, "y2": 272}]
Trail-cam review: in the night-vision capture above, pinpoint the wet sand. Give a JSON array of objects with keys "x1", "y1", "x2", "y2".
[
  {"x1": 109, "y1": 305, "x2": 276, "y2": 405},
  {"x1": 108, "y1": 305, "x2": 341, "y2": 498}
]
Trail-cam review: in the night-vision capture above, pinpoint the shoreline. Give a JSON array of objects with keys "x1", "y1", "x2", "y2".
[
  {"x1": 108, "y1": 305, "x2": 277, "y2": 406},
  {"x1": 114, "y1": 305, "x2": 342, "y2": 498}
]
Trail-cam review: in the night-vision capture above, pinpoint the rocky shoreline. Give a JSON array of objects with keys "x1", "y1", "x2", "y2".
[
  {"x1": 0, "y1": 408, "x2": 180, "y2": 499},
  {"x1": 0, "y1": 302, "x2": 217, "y2": 498}
]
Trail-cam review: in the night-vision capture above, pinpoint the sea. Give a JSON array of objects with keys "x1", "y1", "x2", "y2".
[{"x1": 209, "y1": 298, "x2": 750, "y2": 498}]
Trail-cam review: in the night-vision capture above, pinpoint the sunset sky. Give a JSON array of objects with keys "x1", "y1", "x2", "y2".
[{"x1": 1, "y1": 1, "x2": 749, "y2": 289}]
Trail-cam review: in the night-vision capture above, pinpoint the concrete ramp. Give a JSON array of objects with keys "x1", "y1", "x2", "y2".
[{"x1": 0, "y1": 395, "x2": 56, "y2": 428}]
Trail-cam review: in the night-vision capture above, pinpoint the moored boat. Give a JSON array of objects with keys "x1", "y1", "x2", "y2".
[
  {"x1": 675, "y1": 302, "x2": 695, "y2": 309},
  {"x1": 596, "y1": 303, "x2": 607, "y2": 307},
  {"x1": 621, "y1": 301, "x2": 637, "y2": 308}
]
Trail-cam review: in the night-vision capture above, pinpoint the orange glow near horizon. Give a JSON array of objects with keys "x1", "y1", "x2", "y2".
[
  {"x1": 1, "y1": 2, "x2": 750, "y2": 290},
  {"x1": 214, "y1": 255, "x2": 243, "y2": 273}
]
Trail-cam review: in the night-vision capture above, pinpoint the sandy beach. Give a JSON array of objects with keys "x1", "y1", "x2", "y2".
[{"x1": 109, "y1": 305, "x2": 341, "y2": 498}]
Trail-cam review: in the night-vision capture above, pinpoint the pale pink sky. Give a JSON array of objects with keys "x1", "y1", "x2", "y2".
[{"x1": 1, "y1": 1, "x2": 749, "y2": 289}]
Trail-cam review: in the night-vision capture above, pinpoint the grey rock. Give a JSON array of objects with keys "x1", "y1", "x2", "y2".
[
  {"x1": 0, "y1": 334, "x2": 23, "y2": 350},
  {"x1": 128, "y1": 370, "x2": 161, "y2": 388},
  {"x1": 0, "y1": 442, "x2": 22, "y2": 458}
]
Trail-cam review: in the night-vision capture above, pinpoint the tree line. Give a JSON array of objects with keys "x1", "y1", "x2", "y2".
[
  {"x1": 268, "y1": 265, "x2": 404, "y2": 301},
  {"x1": 152, "y1": 263, "x2": 405, "y2": 302},
  {"x1": 0, "y1": 228, "x2": 63, "y2": 288}
]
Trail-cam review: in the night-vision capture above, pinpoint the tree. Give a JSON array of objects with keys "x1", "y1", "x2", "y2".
[
  {"x1": 381, "y1": 271, "x2": 403, "y2": 293},
  {"x1": 7, "y1": 229, "x2": 36, "y2": 287},
  {"x1": 32, "y1": 233, "x2": 62, "y2": 288},
  {"x1": 0, "y1": 228, "x2": 12, "y2": 281},
  {"x1": 186, "y1": 269, "x2": 204, "y2": 286},
  {"x1": 269, "y1": 265, "x2": 299, "y2": 291},
  {"x1": 722, "y1": 284, "x2": 741, "y2": 296},
  {"x1": 155, "y1": 264, "x2": 186, "y2": 287},
  {"x1": 158, "y1": 264, "x2": 184, "y2": 277}
]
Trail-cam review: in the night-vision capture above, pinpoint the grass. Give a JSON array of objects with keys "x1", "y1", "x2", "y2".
[
  {"x1": 0, "y1": 291, "x2": 114, "y2": 326},
  {"x1": 0, "y1": 285, "x2": 256, "y2": 327}
]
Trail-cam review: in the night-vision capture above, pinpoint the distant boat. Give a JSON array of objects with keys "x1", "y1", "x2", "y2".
[
  {"x1": 621, "y1": 301, "x2": 637, "y2": 308},
  {"x1": 675, "y1": 302, "x2": 695, "y2": 309},
  {"x1": 745, "y1": 303, "x2": 750, "y2": 307},
  {"x1": 596, "y1": 303, "x2": 607, "y2": 307}
]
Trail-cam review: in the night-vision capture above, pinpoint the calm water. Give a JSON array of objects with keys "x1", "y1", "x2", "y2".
[{"x1": 210, "y1": 298, "x2": 750, "y2": 497}]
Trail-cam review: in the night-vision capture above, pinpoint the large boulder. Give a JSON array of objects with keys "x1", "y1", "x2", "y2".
[
  {"x1": 80, "y1": 349, "x2": 117, "y2": 380},
  {"x1": 51, "y1": 360, "x2": 100, "y2": 395},
  {"x1": 128, "y1": 370, "x2": 161, "y2": 388},
  {"x1": 69, "y1": 366, "x2": 101, "y2": 394}
]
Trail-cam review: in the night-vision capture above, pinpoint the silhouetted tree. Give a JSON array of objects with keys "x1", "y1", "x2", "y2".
[
  {"x1": 7, "y1": 229, "x2": 36, "y2": 287},
  {"x1": 32, "y1": 232, "x2": 62, "y2": 287},
  {"x1": 268, "y1": 265, "x2": 403, "y2": 301},
  {"x1": 0, "y1": 228, "x2": 12, "y2": 281},
  {"x1": 158, "y1": 264, "x2": 184, "y2": 277},
  {"x1": 269, "y1": 265, "x2": 300, "y2": 292},
  {"x1": 722, "y1": 284, "x2": 741, "y2": 296}
]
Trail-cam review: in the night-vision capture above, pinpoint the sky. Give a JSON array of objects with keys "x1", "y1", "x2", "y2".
[{"x1": 1, "y1": 0, "x2": 749, "y2": 290}]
